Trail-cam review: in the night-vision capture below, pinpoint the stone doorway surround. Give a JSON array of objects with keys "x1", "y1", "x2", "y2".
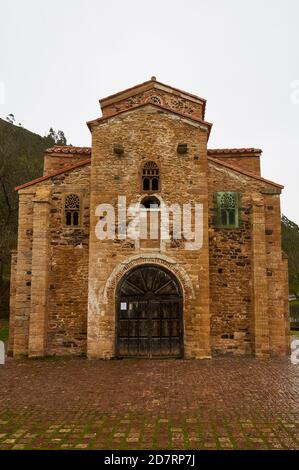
[{"x1": 87, "y1": 253, "x2": 211, "y2": 359}]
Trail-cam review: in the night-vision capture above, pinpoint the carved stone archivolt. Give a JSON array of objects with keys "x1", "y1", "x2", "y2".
[{"x1": 102, "y1": 254, "x2": 195, "y2": 304}]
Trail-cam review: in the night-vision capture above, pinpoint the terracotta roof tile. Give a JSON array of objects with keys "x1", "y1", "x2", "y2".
[
  {"x1": 45, "y1": 145, "x2": 91, "y2": 155},
  {"x1": 208, "y1": 148, "x2": 262, "y2": 155}
]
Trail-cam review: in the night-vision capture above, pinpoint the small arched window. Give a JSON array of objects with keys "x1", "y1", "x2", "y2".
[
  {"x1": 152, "y1": 177, "x2": 159, "y2": 191},
  {"x1": 65, "y1": 194, "x2": 80, "y2": 227},
  {"x1": 214, "y1": 192, "x2": 240, "y2": 228},
  {"x1": 142, "y1": 161, "x2": 159, "y2": 192},
  {"x1": 143, "y1": 177, "x2": 150, "y2": 191}
]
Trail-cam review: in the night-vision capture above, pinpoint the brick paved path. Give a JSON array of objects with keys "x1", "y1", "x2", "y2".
[{"x1": 0, "y1": 357, "x2": 298, "y2": 450}]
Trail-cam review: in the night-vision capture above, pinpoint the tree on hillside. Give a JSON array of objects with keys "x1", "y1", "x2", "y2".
[
  {"x1": 6, "y1": 114, "x2": 15, "y2": 125},
  {"x1": 282, "y1": 214, "x2": 299, "y2": 298},
  {"x1": 46, "y1": 128, "x2": 67, "y2": 145},
  {"x1": 6, "y1": 114, "x2": 22, "y2": 127}
]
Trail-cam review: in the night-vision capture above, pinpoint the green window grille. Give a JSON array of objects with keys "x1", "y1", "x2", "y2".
[{"x1": 214, "y1": 192, "x2": 240, "y2": 228}]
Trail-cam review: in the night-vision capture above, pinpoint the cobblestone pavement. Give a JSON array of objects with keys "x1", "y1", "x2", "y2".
[{"x1": 0, "y1": 357, "x2": 298, "y2": 450}]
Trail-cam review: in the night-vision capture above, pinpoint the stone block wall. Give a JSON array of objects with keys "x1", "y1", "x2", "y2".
[
  {"x1": 8, "y1": 250, "x2": 17, "y2": 355},
  {"x1": 208, "y1": 154, "x2": 261, "y2": 175},
  {"x1": 10, "y1": 149, "x2": 289, "y2": 358},
  {"x1": 208, "y1": 198, "x2": 252, "y2": 356},
  {"x1": 264, "y1": 193, "x2": 291, "y2": 356},
  {"x1": 9, "y1": 88, "x2": 289, "y2": 359},
  {"x1": 87, "y1": 106, "x2": 211, "y2": 359},
  {"x1": 46, "y1": 166, "x2": 90, "y2": 355},
  {"x1": 208, "y1": 161, "x2": 289, "y2": 357},
  {"x1": 43, "y1": 153, "x2": 89, "y2": 175},
  {"x1": 13, "y1": 190, "x2": 35, "y2": 356},
  {"x1": 10, "y1": 165, "x2": 91, "y2": 357}
]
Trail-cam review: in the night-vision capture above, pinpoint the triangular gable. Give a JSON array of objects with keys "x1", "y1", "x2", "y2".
[
  {"x1": 87, "y1": 77, "x2": 208, "y2": 131},
  {"x1": 208, "y1": 156, "x2": 283, "y2": 189}
]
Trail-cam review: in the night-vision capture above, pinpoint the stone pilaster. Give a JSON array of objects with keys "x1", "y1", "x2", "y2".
[
  {"x1": 263, "y1": 193, "x2": 290, "y2": 357},
  {"x1": 197, "y1": 193, "x2": 211, "y2": 359},
  {"x1": 13, "y1": 191, "x2": 34, "y2": 356},
  {"x1": 282, "y1": 254, "x2": 291, "y2": 355},
  {"x1": 251, "y1": 194, "x2": 270, "y2": 358},
  {"x1": 8, "y1": 250, "x2": 17, "y2": 355},
  {"x1": 28, "y1": 188, "x2": 51, "y2": 357}
]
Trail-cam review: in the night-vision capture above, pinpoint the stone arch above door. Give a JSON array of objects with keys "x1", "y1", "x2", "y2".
[{"x1": 102, "y1": 253, "x2": 195, "y2": 305}]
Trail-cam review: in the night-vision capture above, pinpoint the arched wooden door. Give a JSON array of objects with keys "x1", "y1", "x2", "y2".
[{"x1": 116, "y1": 265, "x2": 183, "y2": 358}]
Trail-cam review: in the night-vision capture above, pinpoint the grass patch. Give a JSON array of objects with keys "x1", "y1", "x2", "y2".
[{"x1": 0, "y1": 318, "x2": 9, "y2": 342}]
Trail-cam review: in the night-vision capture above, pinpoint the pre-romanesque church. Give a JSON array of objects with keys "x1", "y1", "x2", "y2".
[{"x1": 9, "y1": 78, "x2": 290, "y2": 359}]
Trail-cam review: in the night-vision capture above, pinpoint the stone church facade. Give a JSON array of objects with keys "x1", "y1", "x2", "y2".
[{"x1": 9, "y1": 78, "x2": 290, "y2": 359}]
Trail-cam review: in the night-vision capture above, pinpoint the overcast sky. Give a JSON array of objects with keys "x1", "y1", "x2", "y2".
[{"x1": 0, "y1": 0, "x2": 298, "y2": 223}]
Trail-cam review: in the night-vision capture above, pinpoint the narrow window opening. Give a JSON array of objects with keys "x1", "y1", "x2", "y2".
[
  {"x1": 142, "y1": 161, "x2": 159, "y2": 192},
  {"x1": 221, "y1": 209, "x2": 227, "y2": 226},
  {"x1": 215, "y1": 192, "x2": 240, "y2": 228},
  {"x1": 143, "y1": 177, "x2": 150, "y2": 191},
  {"x1": 152, "y1": 177, "x2": 159, "y2": 191},
  {"x1": 229, "y1": 210, "x2": 235, "y2": 226},
  {"x1": 73, "y1": 211, "x2": 79, "y2": 226},
  {"x1": 66, "y1": 211, "x2": 72, "y2": 226},
  {"x1": 65, "y1": 194, "x2": 80, "y2": 227}
]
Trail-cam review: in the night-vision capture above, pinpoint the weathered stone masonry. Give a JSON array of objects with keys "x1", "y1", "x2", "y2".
[{"x1": 9, "y1": 78, "x2": 290, "y2": 358}]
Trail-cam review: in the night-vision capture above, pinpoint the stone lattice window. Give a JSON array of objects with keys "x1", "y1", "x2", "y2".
[
  {"x1": 148, "y1": 95, "x2": 162, "y2": 105},
  {"x1": 142, "y1": 161, "x2": 159, "y2": 192},
  {"x1": 214, "y1": 192, "x2": 240, "y2": 228},
  {"x1": 65, "y1": 194, "x2": 80, "y2": 227}
]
